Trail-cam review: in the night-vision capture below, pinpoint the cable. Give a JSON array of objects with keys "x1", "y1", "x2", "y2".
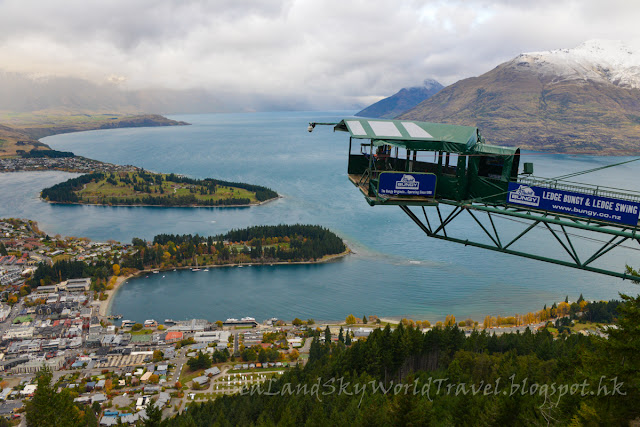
[{"x1": 548, "y1": 157, "x2": 640, "y2": 181}]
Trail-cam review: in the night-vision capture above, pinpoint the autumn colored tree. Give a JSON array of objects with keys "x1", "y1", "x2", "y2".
[
  {"x1": 444, "y1": 314, "x2": 456, "y2": 327},
  {"x1": 345, "y1": 314, "x2": 356, "y2": 324}
]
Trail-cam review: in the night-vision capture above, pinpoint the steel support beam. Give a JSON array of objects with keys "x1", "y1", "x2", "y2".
[{"x1": 401, "y1": 201, "x2": 640, "y2": 280}]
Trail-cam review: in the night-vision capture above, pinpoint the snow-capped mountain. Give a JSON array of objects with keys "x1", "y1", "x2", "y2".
[
  {"x1": 510, "y1": 40, "x2": 640, "y2": 89},
  {"x1": 399, "y1": 40, "x2": 640, "y2": 154}
]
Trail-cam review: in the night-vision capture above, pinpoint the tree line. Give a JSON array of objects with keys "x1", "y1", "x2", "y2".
[
  {"x1": 26, "y1": 259, "x2": 113, "y2": 294},
  {"x1": 23, "y1": 149, "x2": 75, "y2": 158},
  {"x1": 164, "y1": 173, "x2": 278, "y2": 202},
  {"x1": 40, "y1": 173, "x2": 105, "y2": 203},
  {"x1": 102, "y1": 194, "x2": 252, "y2": 207}
]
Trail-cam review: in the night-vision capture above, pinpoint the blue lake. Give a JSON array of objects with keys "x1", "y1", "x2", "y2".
[{"x1": 1, "y1": 111, "x2": 639, "y2": 322}]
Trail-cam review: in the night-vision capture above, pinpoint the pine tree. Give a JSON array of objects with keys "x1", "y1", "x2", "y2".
[
  {"x1": 338, "y1": 327, "x2": 344, "y2": 343},
  {"x1": 26, "y1": 366, "x2": 81, "y2": 426},
  {"x1": 324, "y1": 326, "x2": 331, "y2": 344},
  {"x1": 85, "y1": 406, "x2": 99, "y2": 427},
  {"x1": 362, "y1": 314, "x2": 368, "y2": 324},
  {"x1": 144, "y1": 400, "x2": 163, "y2": 427},
  {"x1": 345, "y1": 331, "x2": 352, "y2": 346}
]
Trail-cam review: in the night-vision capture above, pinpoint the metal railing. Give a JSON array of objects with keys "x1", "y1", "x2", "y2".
[{"x1": 517, "y1": 176, "x2": 640, "y2": 203}]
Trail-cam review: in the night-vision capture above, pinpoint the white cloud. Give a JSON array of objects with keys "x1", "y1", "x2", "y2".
[{"x1": 0, "y1": 0, "x2": 639, "y2": 110}]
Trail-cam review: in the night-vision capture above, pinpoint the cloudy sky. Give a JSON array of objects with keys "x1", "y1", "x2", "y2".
[{"x1": 1, "y1": 0, "x2": 639, "y2": 110}]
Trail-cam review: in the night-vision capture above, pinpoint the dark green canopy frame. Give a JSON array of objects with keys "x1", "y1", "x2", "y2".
[{"x1": 311, "y1": 118, "x2": 640, "y2": 279}]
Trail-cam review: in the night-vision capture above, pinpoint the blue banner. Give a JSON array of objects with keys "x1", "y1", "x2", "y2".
[
  {"x1": 378, "y1": 172, "x2": 436, "y2": 197},
  {"x1": 507, "y1": 182, "x2": 640, "y2": 226}
]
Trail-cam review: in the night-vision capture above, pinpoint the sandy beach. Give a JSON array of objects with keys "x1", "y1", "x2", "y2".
[{"x1": 98, "y1": 274, "x2": 133, "y2": 317}]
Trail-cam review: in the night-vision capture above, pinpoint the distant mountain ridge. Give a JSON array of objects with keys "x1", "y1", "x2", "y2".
[
  {"x1": 0, "y1": 71, "x2": 226, "y2": 114},
  {"x1": 355, "y1": 79, "x2": 443, "y2": 119},
  {"x1": 399, "y1": 40, "x2": 640, "y2": 154},
  {"x1": 0, "y1": 114, "x2": 188, "y2": 158}
]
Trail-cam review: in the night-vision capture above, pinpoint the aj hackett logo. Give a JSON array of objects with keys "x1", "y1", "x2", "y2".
[
  {"x1": 396, "y1": 174, "x2": 420, "y2": 190},
  {"x1": 508, "y1": 185, "x2": 540, "y2": 207}
]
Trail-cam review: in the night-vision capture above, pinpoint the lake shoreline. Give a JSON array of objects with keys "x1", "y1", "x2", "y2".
[{"x1": 102, "y1": 248, "x2": 351, "y2": 319}]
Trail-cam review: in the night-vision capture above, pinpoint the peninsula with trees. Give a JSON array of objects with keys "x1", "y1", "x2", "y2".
[
  {"x1": 40, "y1": 170, "x2": 279, "y2": 207},
  {"x1": 133, "y1": 224, "x2": 349, "y2": 269},
  {"x1": 27, "y1": 223, "x2": 349, "y2": 296}
]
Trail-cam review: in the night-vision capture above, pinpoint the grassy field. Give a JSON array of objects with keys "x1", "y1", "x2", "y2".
[
  {"x1": 569, "y1": 321, "x2": 603, "y2": 333},
  {"x1": 0, "y1": 111, "x2": 124, "y2": 127},
  {"x1": 52, "y1": 254, "x2": 72, "y2": 263},
  {"x1": 130, "y1": 329, "x2": 153, "y2": 335},
  {"x1": 76, "y1": 171, "x2": 258, "y2": 205},
  {"x1": 180, "y1": 368, "x2": 206, "y2": 385},
  {"x1": 0, "y1": 126, "x2": 48, "y2": 157}
]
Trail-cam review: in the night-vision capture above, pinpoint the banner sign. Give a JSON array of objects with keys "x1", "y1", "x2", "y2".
[
  {"x1": 507, "y1": 182, "x2": 640, "y2": 226},
  {"x1": 378, "y1": 172, "x2": 436, "y2": 197}
]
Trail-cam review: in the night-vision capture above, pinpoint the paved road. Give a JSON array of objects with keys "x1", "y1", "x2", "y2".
[{"x1": 0, "y1": 301, "x2": 23, "y2": 337}]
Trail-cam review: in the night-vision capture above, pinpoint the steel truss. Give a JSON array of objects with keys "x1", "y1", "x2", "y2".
[{"x1": 400, "y1": 201, "x2": 640, "y2": 279}]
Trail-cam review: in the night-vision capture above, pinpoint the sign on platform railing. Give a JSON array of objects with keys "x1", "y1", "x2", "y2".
[
  {"x1": 378, "y1": 172, "x2": 437, "y2": 197},
  {"x1": 507, "y1": 182, "x2": 640, "y2": 226}
]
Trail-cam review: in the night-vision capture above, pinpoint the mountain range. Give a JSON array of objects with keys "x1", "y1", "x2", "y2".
[
  {"x1": 355, "y1": 79, "x2": 443, "y2": 119},
  {"x1": 398, "y1": 40, "x2": 640, "y2": 154}
]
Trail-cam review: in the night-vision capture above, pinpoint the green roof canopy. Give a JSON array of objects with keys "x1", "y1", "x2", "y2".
[{"x1": 334, "y1": 118, "x2": 483, "y2": 153}]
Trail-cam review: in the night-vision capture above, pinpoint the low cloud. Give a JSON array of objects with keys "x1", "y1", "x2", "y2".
[{"x1": 0, "y1": 0, "x2": 639, "y2": 110}]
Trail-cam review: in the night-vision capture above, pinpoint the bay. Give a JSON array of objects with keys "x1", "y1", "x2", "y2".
[{"x1": 1, "y1": 111, "x2": 638, "y2": 322}]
